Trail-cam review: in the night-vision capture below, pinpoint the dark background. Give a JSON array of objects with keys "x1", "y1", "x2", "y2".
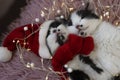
[{"x1": 0, "y1": 0, "x2": 27, "y2": 36}]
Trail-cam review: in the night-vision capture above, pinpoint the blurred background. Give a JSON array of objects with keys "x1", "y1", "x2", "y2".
[{"x1": 0, "y1": 0, "x2": 27, "y2": 36}]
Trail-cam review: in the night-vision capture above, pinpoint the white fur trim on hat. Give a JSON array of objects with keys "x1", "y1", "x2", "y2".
[
  {"x1": 0, "y1": 47, "x2": 12, "y2": 62},
  {"x1": 39, "y1": 20, "x2": 54, "y2": 59}
]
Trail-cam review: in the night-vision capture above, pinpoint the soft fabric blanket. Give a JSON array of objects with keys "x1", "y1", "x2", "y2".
[{"x1": 0, "y1": 0, "x2": 119, "y2": 80}]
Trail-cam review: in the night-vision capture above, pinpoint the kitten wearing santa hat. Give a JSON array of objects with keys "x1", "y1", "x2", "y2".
[{"x1": 0, "y1": 20, "x2": 64, "y2": 62}]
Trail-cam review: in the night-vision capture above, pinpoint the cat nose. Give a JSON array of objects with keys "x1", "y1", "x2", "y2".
[
  {"x1": 76, "y1": 25, "x2": 83, "y2": 29},
  {"x1": 53, "y1": 29, "x2": 57, "y2": 33},
  {"x1": 80, "y1": 32, "x2": 84, "y2": 35},
  {"x1": 76, "y1": 25, "x2": 81, "y2": 29}
]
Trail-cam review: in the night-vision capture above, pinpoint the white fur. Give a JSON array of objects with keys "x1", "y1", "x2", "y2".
[
  {"x1": 57, "y1": 24, "x2": 70, "y2": 42},
  {"x1": 39, "y1": 20, "x2": 54, "y2": 59},
  {"x1": 67, "y1": 16, "x2": 120, "y2": 80},
  {"x1": 71, "y1": 11, "x2": 82, "y2": 26},
  {"x1": 46, "y1": 28, "x2": 59, "y2": 55},
  {"x1": 0, "y1": 47, "x2": 12, "y2": 62}
]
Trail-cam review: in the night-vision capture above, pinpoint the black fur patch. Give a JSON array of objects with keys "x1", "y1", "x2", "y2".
[
  {"x1": 46, "y1": 21, "x2": 62, "y2": 38},
  {"x1": 79, "y1": 55, "x2": 103, "y2": 74},
  {"x1": 0, "y1": 0, "x2": 27, "y2": 35},
  {"x1": 67, "y1": 19, "x2": 73, "y2": 26},
  {"x1": 68, "y1": 70, "x2": 90, "y2": 80},
  {"x1": 76, "y1": 9, "x2": 99, "y2": 19},
  {"x1": 56, "y1": 34, "x2": 65, "y2": 45},
  {"x1": 49, "y1": 21, "x2": 62, "y2": 28},
  {"x1": 112, "y1": 74, "x2": 120, "y2": 80}
]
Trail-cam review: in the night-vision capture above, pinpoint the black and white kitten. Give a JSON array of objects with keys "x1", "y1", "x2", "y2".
[{"x1": 66, "y1": 3, "x2": 120, "y2": 80}]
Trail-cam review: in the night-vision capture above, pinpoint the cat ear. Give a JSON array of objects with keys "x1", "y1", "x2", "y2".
[
  {"x1": 55, "y1": 17, "x2": 69, "y2": 26},
  {"x1": 85, "y1": 2, "x2": 99, "y2": 16}
]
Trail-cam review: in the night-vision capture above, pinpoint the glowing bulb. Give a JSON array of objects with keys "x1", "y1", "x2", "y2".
[
  {"x1": 17, "y1": 40, "x2": 20, "y2": 43},
  {"x1": 30, "y1": 62, "x2": 35, "y2": 68},
  {"x1": 107, "y1": 16, "x2": 110, "y2": 19},
  {"x1": 100, "y1": 15, "x2": 103, "y2": 20},
  {"x1": 24, "y1": 26, "x2": 28, "y2": 31},
  {"x1": 57, "y1": 10, "x2": 61, "y2": 14},
  {"x1": 103, "y1": 11, "x2": 109, "y2": 17},
  {"x1": 69, "y1": 8, "x2": 74, "y2": 11},
  {"x1": 61, "y1": 2, "x2": 65, "y2": 7},
  {"x1": 27, "y1": 48, "x2": 31, "y2": 51},
  {"x1": 115, "y1": 22, "x2": 119, "y2": 26},
  {"x1": 105, "y1": 12, "x2": 109, "y2": 16},
  {"x1": 26, "y1": 62, "x2": 31, "y2": 68},
  {"x1": 41, "y1": 11, "x2": 45, "y2": 17},
  {"x1": 105, "y1": 6, "x2": 110, "y2": 8},
  {"x1": 60, "y1": 15, "x2": 64, "y2": 19},
  {"x1": 35, "y1": 18, "x2": 40, "y2": 22},
  {"x1": 45, "y1": 76, "x2": 48, "y2": 80},
  {"x1": 13, "y1": 40, "x2": 15, "y2": 43},
  {"x1": 23, "y1": 42, "x2": 26, "y2": 45},
  {"x1": 64, "y1": 64, "x2": 68, "y2": 68},
  {"x1": 82, "y1": 2, "x2": 85, "y2": 6},
  {"x1": 44, "y1": 7, "x2": 47, "y2": 10}
]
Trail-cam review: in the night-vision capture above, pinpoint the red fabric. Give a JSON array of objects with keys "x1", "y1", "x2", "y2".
[
  {"x1": 52, "y1": 34, "x2": 94, "y2": 80},
  {"x1": 3, "y1": 24, "x2": 41, "y2": 56}
]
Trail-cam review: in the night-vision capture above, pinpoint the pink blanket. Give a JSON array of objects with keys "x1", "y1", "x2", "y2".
[
  {"x1": 0, "y1": 0, "x2": 119, "y2": 80},
  {"x1": 0, "y1": 49, "x2": 60, "y2": 80}
]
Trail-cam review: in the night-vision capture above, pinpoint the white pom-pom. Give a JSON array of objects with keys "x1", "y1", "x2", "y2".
[
  {"x1": 0, "y1": 47, "x2": 12, "y2": 62},
  {"x1": 67, "y1": 68, "x2": 73, "y2": 73}
]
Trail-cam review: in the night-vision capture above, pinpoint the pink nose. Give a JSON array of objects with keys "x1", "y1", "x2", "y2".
[
  {"x1": 76, "y1": 25, "x2": 83, "y2": 30},
  {"x1": 76, "y1": 25, "x2": 81, "y2": 30},
  {"x1": 53, "y1": 29, "x2": 57, "y2": 33}
]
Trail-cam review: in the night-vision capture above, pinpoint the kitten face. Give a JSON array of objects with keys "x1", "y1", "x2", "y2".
[
  {"x1": 70, "y1": 9, "x2": 101, "y2": 36},
  {"x1": 56, "y1": 24, "x2": 69, "y2": 43},
  {"x1": 46, "y1": 20, "x2": 70, "y2": 54}
]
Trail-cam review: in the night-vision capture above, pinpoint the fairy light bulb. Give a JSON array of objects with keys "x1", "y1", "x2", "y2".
[
  {"x1": 69, "y1": 8, "x2": 74, "y2": 11},
  {"x1": 100, "y1": 15, "x2": 103, "y2": 20},
  {"x1": 44, "y1": 7, "x2": 47, "y2": 10},
  {"x1": 35, "y1": 18, "x2": 40, "y2": 22},
  {"x1": 24, "y1": 26, "x2": 28, "y2": 31},
  {"x1": 103, "y1": 11, "x2": 110, "y2": 17},
  {"x1": 57, "y1": 10, "x2": 61, "y2": 14},
  {"x1": 82, "y1": 2, "x2": 85, "y2": 6},
  {"x1": 30, "y1": 62, "x2": 35, "y2": 68},
  {"x1": 41, "y1": 11, "x2": 45, "y2": 17},
  {"x1": 26, "y1": 62, "x2": 31, "y2": 68},
  {"x1": 13, "y1": 40, "x2": 15, "y2": 43},
  {"x1": 45, "y1": 76, "x2": 49, "y2": 80},
  {"x1": 17, "y1": 40, "x2": 20, "y2": 43},
  {"x1": 105, "y1": 6, "x2": 110, "y2": 9},
  {"x1": 60, "y1": 15, "x2": 64, "y2": 19}
]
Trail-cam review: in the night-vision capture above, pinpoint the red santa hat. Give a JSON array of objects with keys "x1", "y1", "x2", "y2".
[{"x1": 0, "y1": 20, "x2": 54, "y2": 62}]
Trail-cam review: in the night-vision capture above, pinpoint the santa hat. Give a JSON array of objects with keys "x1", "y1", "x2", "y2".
[{"x1": 0, "y1": 20, "x2": 54, "y2": 62}]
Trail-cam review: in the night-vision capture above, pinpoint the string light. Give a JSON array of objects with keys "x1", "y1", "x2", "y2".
[
  {"x1": 41, "y1": 11, "x2": 45, "y2": 17},
  {"x1": 35, "y1": 18, "x2": 40, "y2": 22},
  {"x1": 57, "y1": 10, "x2": 61, "y2": 14},
  {"x1": 24, "y1": 26, "x2": 28, "y2": 31},
  {"x1": 69, "y1": 8, "x2": 74, "y2": 11}
]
